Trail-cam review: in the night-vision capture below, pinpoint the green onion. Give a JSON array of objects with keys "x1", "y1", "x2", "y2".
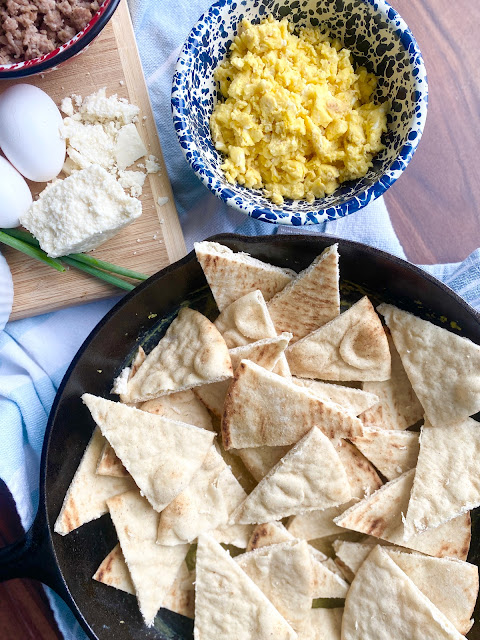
[
  {"x1": 0, "y1": 230, "x2": 66, "y2": 272},
  {"x1": 67, "y1": 253, "x2": 148, "y2": 281},
  {"x1": 312, "y1": 598, "x2": 345, "y2": 609},
  {"x1": 1, "y1": 228, "x2": 41, "y2": 247},
  {"x1": 60, "y1": 256, "x2": 135, "y2": 291}
]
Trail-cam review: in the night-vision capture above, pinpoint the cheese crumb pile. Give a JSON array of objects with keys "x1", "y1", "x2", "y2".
[
  {"x1": 210, "y1": 17, "x2": 388, "y2": 205},
  {"x1": 60, "y1": 88, "x2": 161, "y2": 198}
]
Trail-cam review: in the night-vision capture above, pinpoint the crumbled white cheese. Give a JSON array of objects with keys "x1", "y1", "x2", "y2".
[
  {"x1": 111, "y1": 367, "x2": 131, "y2": 395},
  {"x1": 20, "y1": 165, "x2": 142, "y2": 257},
  {"x1": 157, "y1": 196, "x2": 169, "y2": 206},
  {"x1": 115, "y1": 123, "x2": 148, "y2": 170},
  {"x1": 60, "y1": 97, "x2": 74, "y2": 116},
  {"x1": 79, "y1": 87, "x2": 139, "y2": 125},
  {"x1": 62, "y1": 118, "x2": 116, "y2": 172},
  {"x1": 145, "y1": 155, "x2": 161, "y2": 173},
  {"x1": 118, "y1": 170, "x2": 147, "y2": 198}
]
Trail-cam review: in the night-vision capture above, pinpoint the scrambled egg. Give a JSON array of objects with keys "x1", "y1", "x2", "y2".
[{"x1": 210, "y1": 17, "x2": 388, "y2": 205}]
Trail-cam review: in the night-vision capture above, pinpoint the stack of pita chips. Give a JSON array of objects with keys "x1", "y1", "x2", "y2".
[{"x1": 55, "y1": 243, "x2": 480, "y2": 637}]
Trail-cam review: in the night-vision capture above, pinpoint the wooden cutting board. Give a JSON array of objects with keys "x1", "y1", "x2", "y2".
[{"x1": 0, "y1": 0, "x2": 186, "y2": 320}]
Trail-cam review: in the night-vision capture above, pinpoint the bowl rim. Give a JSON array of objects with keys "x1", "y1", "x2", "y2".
[
  {"x1": 171, "y1": 0, "x2": 429, "y2": 226},
  {"x1": 0, "y1": 0, "x2": 121, "y2": 79}
]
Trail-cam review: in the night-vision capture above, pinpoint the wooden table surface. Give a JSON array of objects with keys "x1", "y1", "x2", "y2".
[{"x1": 1, "y1": 1, "x2": 479, "y2": 638}]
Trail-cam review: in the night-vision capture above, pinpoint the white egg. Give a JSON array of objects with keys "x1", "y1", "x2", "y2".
[
  {"x1": 0, "y1": 155, "x2": 33, "y2": 228},
  {"x1": 0, "y1": 84, "x2": 66, "y2": 182}
]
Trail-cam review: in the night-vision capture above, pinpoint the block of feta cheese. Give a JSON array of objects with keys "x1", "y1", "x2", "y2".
[{"x1": 20, "y1": 165, "x2": 142, "y2": 257}]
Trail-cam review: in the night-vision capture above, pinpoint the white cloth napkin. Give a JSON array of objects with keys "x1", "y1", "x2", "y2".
[{"x1": 0, "y1": 1, "x2": 479, "y2": 637}]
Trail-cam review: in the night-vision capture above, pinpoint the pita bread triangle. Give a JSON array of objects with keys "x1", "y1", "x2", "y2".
[
  {"x1": 334, "y1": 469, "x2": 471, "y2": 560},
  {"x1": 195, "y1": 333, "x2": 292, "y2": 418},
  {"x1": 107, "y1": 490, "x2": 189, "y2": 627},
  {"x1": 231, "y1": 427, "x2": 352, "y2": 524},
  {"x1": 93, "y1": 545, "x2": 195, "y2": 618},
  {"x1": 336, "y1": 439, "x2": 383, "y2": 498},
  {"x1": 235, "y1": 540, "x2": 314, "y2": 631},
  {"x1": 245, "y1": 523, "x2": 347, "y2": 597},
  {"x1": 362, "y1": 335, "x2": 423, "y2": 430},
  {"x1": 287, "y1": 501, "x2": 356, "y2": 541},
  {"x1": 194, "y1": 240, "x2": 294, "y2": 312},
  {"x1": 404, "y1": 417, "x2": 480, "y2": 540},
  {"x1": 342, "y1": 545, "x2": 467, "y2": 640},
  {"x1": 222, "y1": 359, "x2": 364, "y2": 450},
  {"x1": 156, "y1": 445, "x2": 246, "y2": 545},
  {"x1": 194, "y1": 534, "x2": 296, "y2": 640},
  {"x1": 385, "y1": 549, "x2": 478, "y2": 634},
  {"x1": 286, "y1": 296, "x2": 391, "y2": 381},
  {"x1": 119, "y1": 307, "x2": 232, "y2": 403},
  {"x1": 378, "y1": 303, "x2": 480, "y2": 427},
  {"x1": 237, "y1": 445, "x2": 291, "y2": 482},
  {"x1": 293, "y1": 378, "x2": 379, "y2": 416},
  {"x1": 96, "y1": 442, "x2": 129, "y2": 477},
  {"x1": 349, "y1": 427, "x2": 420, "y2": 480},
  {"x1": 54, "y1": 427, "x2": 136, "y2": 535},
  {"x1": 267, "y1": 244, "x2": 340, "y2": 343},
  {"x1": 82, "y1": 394, "x2": 215, "y2": 512}
]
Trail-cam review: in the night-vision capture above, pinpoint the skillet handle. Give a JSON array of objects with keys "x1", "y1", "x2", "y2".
[{"x1": 0, "y1": 504, "x2": 68, "y2": 599}]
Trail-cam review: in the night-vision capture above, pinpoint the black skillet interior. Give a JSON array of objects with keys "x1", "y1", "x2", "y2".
[{"x1": 43, "y1": 233, "x2": 480, "y2": 640}]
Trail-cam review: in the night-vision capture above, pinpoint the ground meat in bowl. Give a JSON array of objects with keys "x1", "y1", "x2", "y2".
[{"x1": 0, "y1": 0, "x2": 100, "y2": 64}]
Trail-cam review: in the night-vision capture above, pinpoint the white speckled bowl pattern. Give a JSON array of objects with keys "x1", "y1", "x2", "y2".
[{"x1": 172, "y1": 0, "x2": 428, "y2": 226}]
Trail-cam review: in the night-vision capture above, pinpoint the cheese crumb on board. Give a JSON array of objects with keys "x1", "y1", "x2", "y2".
[
  {"x1": 118, "y1": 170, "x2": 147, "y2": 198},
  {"x1": 79, "y1": 87, "x2": 139, "y2": 125},
  {"x1": 20, "y1": 165, "x2": 142, "y2": 258},
  {"x1": 145, "y1": 155, "x2": 161, "y2": 174},
  {"x1": 115, "y1": 123, "x2": 148, "y2": 170},
  {"x1": 157, "y1": 197, "x2": 169, "y2": 206}
]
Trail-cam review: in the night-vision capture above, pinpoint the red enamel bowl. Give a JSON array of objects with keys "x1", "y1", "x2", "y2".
[{"x1": 0, "y1": 0, "x2": 120, "y2": 79}]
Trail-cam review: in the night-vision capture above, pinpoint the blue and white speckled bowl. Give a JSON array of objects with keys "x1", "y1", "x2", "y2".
[{"x1": 172, "y1": 0, "x2": 428, "y2": 226}]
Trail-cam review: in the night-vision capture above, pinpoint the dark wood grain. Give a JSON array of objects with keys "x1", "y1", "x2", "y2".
[
  {"x1": 0, "y1": 481, "x2": 62, "y2": 639},
  {"x1": 0, "y1": 1, "x2": 478, "y2": 638},
  {"x1": 385, "y1": 0, "x2": 480, "y2": 264}
]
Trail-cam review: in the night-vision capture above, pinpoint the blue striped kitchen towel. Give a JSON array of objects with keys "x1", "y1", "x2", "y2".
[{"x1": 0, "y1": 0, "x2": 479, "y2": 638}]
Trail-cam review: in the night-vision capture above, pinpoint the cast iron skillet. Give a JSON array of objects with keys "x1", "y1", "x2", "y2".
[{"x1": 1, "y1": 233, "x2": 480, "y2": 640}]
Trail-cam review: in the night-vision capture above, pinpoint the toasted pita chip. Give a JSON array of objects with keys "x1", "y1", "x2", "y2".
[
  {"x1": 96, "y1": 389, "x2": 214, "y2": 478},
  {"x1": 107, "y1": 491, "x2": 188, "y2": 627},
  {"x1": 286, "y1": 297, "x2": 391, "y2": 381},
  {"x1": 293, "y1": 378, "x2": 379, "y2": 417},
  {"x1": 231, "y1": 428, "x2": 352, "y2": 525},
  {"x1": 245, "y1": 522, "x2": 345, "y2": 584},
  {"x1": 334, "y1": 469, "x2": 471, "y2": 560},
  {"x1": 386, "y1": 549, "x2": 478, "y2": 635},
  {"x1": 361, "y1": 336, "x2": 423, "y2": 430},
  {"x1": 342, "y1": 545, "x2": 467, "y2": 640},
  {"x1": 378, "y1": 303, "x2": 480, "y2": 427},
  {"x1": 266, "y1": 245, "x2": 340, "y2": 343},
  {"x1": 141, "y1": 389, "x2": 214, "y2": 431},
  {"x1": 54, "y1": 428, "x2": 136, "y2": 535},
  {"x1": 195, "y1": 334, "x2": 292, "y2": 418},
  {"x1": 157, "y1": 445, "x2": 246, "y2": 545},
  {"x1": 194, "y1": 241, "x2": 294, "y2": 312},
  {"x1": 333, "y1": 540, "x2": 377, "y2": 581},
  {"x1": 235, "y1": 540, "x2": 314, "y2": 631},
  {"x1": 301, "y1": 608, "x2": 343, "y2": 640},
  {"x1": 82, "y1": 395, "x2": 215, "y2": 512},
  {"x1": 92, "y1": 545, "x2": 195, "y2": 619},
  {"x1": 287, "y1": 502, "x2": 357, "y2": 541},
  {"x1": 349, "y1": 427, "x2": 419, "y2": 481},
  {"x1": 336, "y1": 440, "x2": 383, "y2": 498},
  {"x1": 194, "y1": 534, "x2": 296, "y2": 640},
  {"x1": 237, "y1": 445, "x2": 291, "y2": 482},
  {"x1": 404, "y1": 418, "x2": 480, "y2": 540},
  {"x1": 222, "y1": 360, "x2": 364, "y2": 450},
  {"x1": 111, "y1": 346, "x2": 146, "y2": 396},
  {"x1": 119, "y1": 308, "x2": 232, "y2": 403},
  {"x1": 96, "y1": 441, "x2": 129, "y2": 478}
]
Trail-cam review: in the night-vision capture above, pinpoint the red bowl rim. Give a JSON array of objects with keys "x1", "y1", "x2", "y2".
[{"x1": 0, "y1": 0, "x2": 121, "y2": 78}]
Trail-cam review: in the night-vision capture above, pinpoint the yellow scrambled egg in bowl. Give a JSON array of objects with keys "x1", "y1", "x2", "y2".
[{"x1": 210, "y1": 16, "x2": 388, "y2": 206}]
